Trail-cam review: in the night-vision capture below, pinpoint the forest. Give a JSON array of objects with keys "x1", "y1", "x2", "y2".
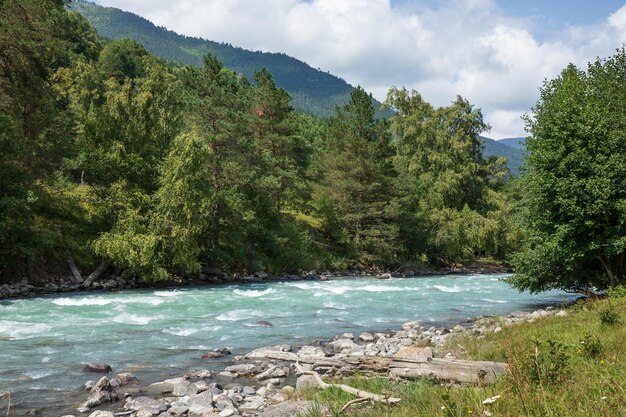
[{"x1": 1, "y1": 0, "x2": 624, "y2": 292}]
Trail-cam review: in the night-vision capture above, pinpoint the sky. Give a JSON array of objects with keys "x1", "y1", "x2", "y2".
[{"x1": 93, "y1": 0, "x2": 626, "y2": 139}]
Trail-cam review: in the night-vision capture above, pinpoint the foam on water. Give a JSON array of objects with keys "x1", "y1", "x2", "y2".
[
  {"x1": 215, "y1": 309, "x2": 262, "y2": 321},
  {"x1": 0, "y1": 322, "x2": 52, "y2": 339},
  {"x1": 233, "y1": 288, "x2": 273, "y2": 297},
  {"x1": 52, "y1": 297, "x2": 112, "y2": 306},
  {"x1": 154, "y1": 290, "x2": 184, "y2": 297},
  {"x1": 433, "y1": 284, "x2": 464, "y2": 293},
  {"x1": 163, "y1": 327, "x2": 198, "y2": 337},
  {"x1": 24, "y1": 369, "x2": 56, "y2": 380},
  {"x1": 112, "y1": 313, "x2": 160, "y2": 325}
]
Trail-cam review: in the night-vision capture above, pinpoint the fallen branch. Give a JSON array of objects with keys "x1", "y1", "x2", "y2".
[
  {"x1": 295, "y1": 362, "x2": 401, "y2": 407},
  {"x1": 340, "y1": 397, "x2": 370, "y2": 414}
]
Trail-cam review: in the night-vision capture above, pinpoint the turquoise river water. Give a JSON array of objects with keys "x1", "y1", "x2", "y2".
[{"x1": 0, "y1": 274, "x2": 574, "y2": 415}]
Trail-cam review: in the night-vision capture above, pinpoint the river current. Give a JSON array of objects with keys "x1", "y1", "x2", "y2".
[{"x1": 0, "y1": 274, "x2": 572, "y2": 415}]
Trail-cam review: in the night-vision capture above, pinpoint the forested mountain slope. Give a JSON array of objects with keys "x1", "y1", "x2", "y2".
[
  {"x1": 70, "y1": 0, "x2": 390, "y2": 118},
  {"x1": 482, "y1": 137, "x2": 524, "y2": 175}
]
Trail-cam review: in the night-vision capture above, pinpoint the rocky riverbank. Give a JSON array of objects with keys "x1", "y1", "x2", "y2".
[
  {"x1": 62, "y1": 304, "x2": 567, "y2": 417},
  {"x1": 0, "y1": 263, "x2": 512, "y2": 299}
]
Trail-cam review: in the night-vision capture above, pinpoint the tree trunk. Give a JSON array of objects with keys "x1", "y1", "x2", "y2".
[
  {"x1": 83, "y1": 260, "x2": 111, "y2": 286},
  {"x1": 598, "y1": 254, "x2": 616, "y2": 287},
  {"x1": 67, "y1": 257, "x2": 82, "y2": 282}
]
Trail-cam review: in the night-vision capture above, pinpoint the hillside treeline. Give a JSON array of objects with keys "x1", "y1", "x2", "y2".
[{"x1": 0, "y1": 0, "x2": 518, "y2": 281}]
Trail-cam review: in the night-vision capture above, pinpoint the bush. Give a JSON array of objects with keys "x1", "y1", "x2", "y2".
[
  {"x1": 599, "y1": 309, "x2": 621, "y2": 325},
  {"x1": 578, "y1": 334, "x2": 603, "y2": 358},
  {"x1": 528, "y1": 339, "x2": 570, "y2": 386},
  {"x1": 607, "y1": 285, "x2": 626, "y2": 299}
]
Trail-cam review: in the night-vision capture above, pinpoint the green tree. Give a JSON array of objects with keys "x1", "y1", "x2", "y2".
[
  {"x1": 0, "y1": 0, "x2": 73, "y2": 276},
  {"x1": 385, "y1": 88, "x2": 510, "y2": 264},
  {"x1": 314, "y1": 87, "x2": 400, "y2": 267},
  {"x1": 510, "y1": 49, "x2": 626, "y2": 292}
]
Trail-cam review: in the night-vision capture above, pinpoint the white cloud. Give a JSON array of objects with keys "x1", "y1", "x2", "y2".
[{"x1": 95, "y1": 0, "x2": 626, "y2": 139}]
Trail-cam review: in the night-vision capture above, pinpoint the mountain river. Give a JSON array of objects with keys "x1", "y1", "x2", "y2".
[{"x1": 0, "y1": 274, "x2": 574, "y2": 415}]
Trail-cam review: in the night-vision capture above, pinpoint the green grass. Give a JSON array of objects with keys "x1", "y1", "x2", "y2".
[{"x1": 300, "y1": 293, "x2": 626, "y2": 417}]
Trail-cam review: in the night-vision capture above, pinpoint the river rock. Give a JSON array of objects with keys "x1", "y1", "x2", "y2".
[
  {"x1": 187, "y1": 391, "x2": 215, "y2": 416},
  {"x1": 395, "y1": 346, "x2": 434, "y2": 361},
  {"x1": 359, "y1": 332, "x2": 374, "y2": 342},
  {"x1": 83, "y1": 363, "x2": 112, "y2": 374},
  {"x1": 125, "y1": 396, "x2": 169, "y2": 415},
  {"x1": 296, "y1": 375, "x2": 318, "y2": 392},
  {"x1": 201, "y1": 352, "x2": 224, "y2": 359},
  {"x1": 224, "y1": 363, "x2": 259, "y2": 376},
  {"x1": 147, "y1": 377, "x2": 198, "y2": 397},
  {"x1": 297, "y1": 345, "x2": 326, "y2": 356},
  {"x1": 255, "y1": 320, "x2": 273, "y2": 327},
  {"x1": 257, "y1": 401, "x2": 322, "y2": 417},
  {"x1": 255, "y1": 365, "x2": 287, "y2": 380},
  {"x1": 401, "y1": 321, "x2": 420, "y2": 331},
  {"x1": 238, "y1": 395, "x2": 266, "y2": 413},
  {"x1": 328, "y1": 338, "x2": 356, "y2": 351},
  {"x1": 193, "y1": 380, "x2": 210, "y2": 393},
  {"x1": 168, "y1": 406, "x2": 190, "y2": 417},
  {"x1": 79, "y1": 377, "x2": 119, "y2": 410},
  {"x1": 88, "y1": 412, "x2": 114, "y2": 417},
  {"x1": 218, "y1": 409, "x2": 235, "y2": 417},
  {"x1": 115, "y1": 372, "x2": 138, "y2": 385}
]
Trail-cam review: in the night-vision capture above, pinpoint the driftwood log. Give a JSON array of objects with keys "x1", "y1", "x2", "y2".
[
  {"x1": 247, "y1": 350, "x2": 508, "y2": 384},
  {"x1": 295, "y1": 362, "x2": 401, "y2": 407}
]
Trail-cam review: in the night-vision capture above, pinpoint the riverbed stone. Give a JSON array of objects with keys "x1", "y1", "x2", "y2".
[
  {"x1": 224, "y1": 363, "x2": 259, "y2": 376},
  {"x1": 297, "y1": 345, "x2": 326, "y2": 357},
  {"x1": 88, "y1": 412, "x2": 114, "y2": 417},
  {"x1": 401, "y1": 321, "x2": 420, "y2": 331},
  {"x1": 147, "y1": 377, "x2": 198, "y2": 397},
  {"x1": 296, "y1": 375, "x2": 318, "y2": 392},
  {"x1": 238, "y1": 396, "x2": 266, "y2": 413},
  {"x1": 125, "y1": 396, "x2": 169, "y2": 415},
  {"x1": 255, "y1": 365, "x2": 287, "y2": 380},
  {"x1": 116, "y1": 372, "x2": 139, "y2": 385},
  {"x1": 218, "y1": 409, "x2": 235, "y2": 417},
  {"x1": 79, "y1": 377, "x2": 119, "y2": 410},
  {"x1": 187, "y1": 391, "x2": 215, "y2": 416},
  {"x1": 168, "y1": 405, "x2": 190, "y2": 417},
  {"x1": 83, "y1": 363, "x2": 112, "y2": 374},
  {"x1": 359, "y1": 332, "x2": 374, "y2": 342},
  {"x1": 257, "y1": 401, "x2": 322, "y2": 417},
  {"x1": 328, "y1": 338, "x2": 356, "y2": 351}
]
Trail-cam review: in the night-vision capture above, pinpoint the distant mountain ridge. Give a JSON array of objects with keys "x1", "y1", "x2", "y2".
[
  {"x1": 497, "y1": 137, "x2": 526, "y2": 150},
  {"x1": 70, "y1": 0, "x2": 391, "y2": 118},
  {"x1": 482, "y1": 137, "x2": 525, "y2": 175}
]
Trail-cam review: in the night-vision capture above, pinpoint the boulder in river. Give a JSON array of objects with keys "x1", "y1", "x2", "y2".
[
  {"x1": 78, "y1": 376, "x2": 119, "y2": 411},
  {"x1": 255, "y1": 320, "x2": 274, "y2": 327},
  {"x1": 83, "y1": 363, "x2": 112, "y2": 374},
  {"x1": 202, "y1": 352, "x2": 225, "y2": 359}
]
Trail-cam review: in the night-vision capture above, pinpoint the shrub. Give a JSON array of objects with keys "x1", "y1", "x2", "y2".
[
  {"x1": 578, "y1": 334, "x2": 603, "y2": 358},
  {"x1": 599, "y1": 309, "x2": 621, "y2": 325},
  {"x1": 527, "y1": 339, "x2": 570, "y2": 386},
  {"x1": 607, "y1": 285, "x2": 626, "y2": 299}
]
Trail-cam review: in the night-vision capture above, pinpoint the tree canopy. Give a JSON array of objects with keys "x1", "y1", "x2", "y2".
[{"x1": 509, "y1": 48, "x2": 626, "y2": 292}]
